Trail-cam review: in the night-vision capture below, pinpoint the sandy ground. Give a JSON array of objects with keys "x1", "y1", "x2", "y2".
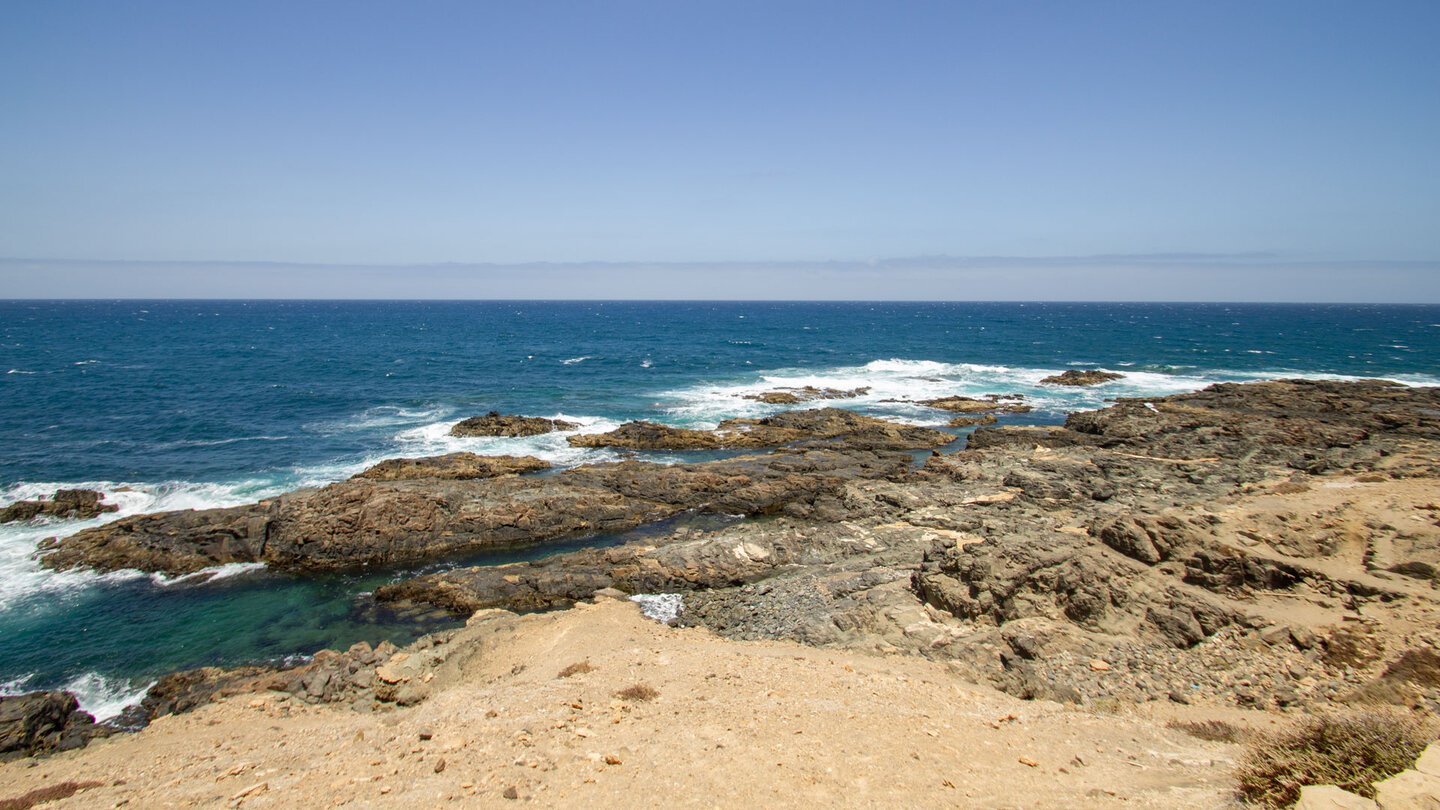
[{"x1": 0, "y1": 597, "x2": 1244, "y2": 809}]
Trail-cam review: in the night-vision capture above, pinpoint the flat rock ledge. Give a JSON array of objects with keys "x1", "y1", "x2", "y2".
[
  {"x1": 352, "y1": 453, "x2": 550, "y2": 481},
  {"x1": 448, "y1": 412, "x2": 578, "y2": 438},
  {"x1": 1040, "y1": 369, "x2": 1124, "y2": 386},
  {"x1": 917, "y1": 395, "x2": 1031, "y2": 414},
  {"x1": 568, "y1": 407, "x2": 955, "y2": 452},
  {"x1": 742, "y1": 386, "x2": 869, "y2": 405},
  {"x1": 36, "y1": 445, "x2": 914, "y2": 576}
]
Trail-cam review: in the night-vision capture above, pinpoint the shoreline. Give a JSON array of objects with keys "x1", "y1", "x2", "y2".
[{"x1": 4, "y1": 378, "x2": 1440, "y2": 805}]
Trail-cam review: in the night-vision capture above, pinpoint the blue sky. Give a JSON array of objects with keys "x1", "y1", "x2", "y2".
[{"x1": 2, "y1": 1, "x2": 1437, "y2": 299}]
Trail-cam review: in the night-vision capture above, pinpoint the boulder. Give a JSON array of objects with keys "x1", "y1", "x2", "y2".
[
  {"x1": 0, "y1": 691, "x2": 104, "y2": 761},
  {"x1": 449, "y1": 412, "x2": 578, "y2": 438}
]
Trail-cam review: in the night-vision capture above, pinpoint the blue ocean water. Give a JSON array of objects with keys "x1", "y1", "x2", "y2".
[{"x1": 3, "y1": 300, "x2": 1439, "y2": 717}]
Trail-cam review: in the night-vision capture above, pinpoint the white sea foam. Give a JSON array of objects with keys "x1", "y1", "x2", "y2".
[
  {"x1": 631, "y1": 593, "x2": 683, "y2": 623},
  {"x1": 389, "y1": 413, "x2": 627, "y2": 470},
  {"x1": 561, "y1": 356, "x2": 594, "y2": 365},
  {"x1": 61, "y1": 672, "x2": 153, "y2": 722},
  {"x1": 0, "y1": 479, "x2": 287, "y2": 611}
]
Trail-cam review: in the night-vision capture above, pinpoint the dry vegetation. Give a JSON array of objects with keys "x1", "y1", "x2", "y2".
[
  {"x1": 555, "y1": 660, "x2": 594, "y2": 679},
  {"x1": 613, "y1": 683, "x2": 659, "y2": 702},
  {"x1": 1234, "y1": 711, "x2": 1437, "y2": 808}
]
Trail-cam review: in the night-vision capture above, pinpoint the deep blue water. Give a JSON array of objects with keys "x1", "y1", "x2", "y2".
[{"x1": 2, "y1": 300, "x2": 1438, "y2": 716}]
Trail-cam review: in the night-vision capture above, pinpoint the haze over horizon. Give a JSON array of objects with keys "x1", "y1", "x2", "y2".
[{"x1": 3, "y1": 1, "x2": 1437, "y2": 301}]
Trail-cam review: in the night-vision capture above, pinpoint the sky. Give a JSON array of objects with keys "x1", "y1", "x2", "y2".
[{"x1": 2, "y1": 1, "x2": 1437, "y2": 300}]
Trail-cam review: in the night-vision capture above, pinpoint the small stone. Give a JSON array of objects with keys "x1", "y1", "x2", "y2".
[
  {"x1": 418, "y1": 728, "x2": 433, "y2": 741},
  {"x1": 604, "y1": 755, "x2": 622, "y2": 765},
  {"x1": 1089, "y1": 659, "x2": 1111, "y2": 672},
  {"x1": 434, "y1": 758, "x2": 447, "y2": 773},
  {"x1": 503, "y1": 786, "x2": 519, "y2": 800},
  {"x1": 1168, "y1": 690, "x2": 1190, "y2": 705}
]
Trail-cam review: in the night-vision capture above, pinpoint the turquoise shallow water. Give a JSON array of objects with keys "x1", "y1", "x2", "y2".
[{"x1": 2, "y1": 300, "x2": 1439, "y2": 717}]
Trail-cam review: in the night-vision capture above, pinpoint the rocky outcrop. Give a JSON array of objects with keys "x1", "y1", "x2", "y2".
[
  {"x1": 1, "y1": 489, "x2": 116, "y2": 523},
  {"x1": 375, "y1": 519, "x2": 893, "y2": 615},
  {"x1": 38, "y1": 448, "x2": 914, "y2": 576},
  {"x1": 1040, "y1": 370, "x2": 1124, "y2": 386},
  {"x1": 352, "y1": 453, "x2": 550, "y2": 481},
  {"x1": 0, "y1": 692, "x2": 106, "y2": 761},
  {"x1": 918, "y1": 395, "x2": 1031, "y2": 414},
  {"x1": 568, "y1": 407, "x2": 955, "y2": 452},
  {"x1": 449, "y1": 412, "x2": 578, "y2": 438},
  {"x1": 743, "y1": 386, "x2": 869, "y2": 405}
]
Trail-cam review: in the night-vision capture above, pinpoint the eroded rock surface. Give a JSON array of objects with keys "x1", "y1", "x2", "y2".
[
  {"x1": 38, "y1": 448, "x2": 913, "y2": 575},
  {"x1": 568, "y1": 407, "x2": 955, "y2": 452},
  {"x1": 0, "y1": 692, "x2": 106, "y2": 761},
  {"x1": 743, "y1": 386, "x2": 869, "y2": 405},
  {"x1": 352, "y1": 453, "x2": 550, "y2": 481},
  {"x1": 1, "y1": 489, "x2": 116, "y2": 523},
  {"x1": 448, "y1": 412, "x2": 578, "y2": 438},
  {"x1": 1040, "y1": 369, "x2": 1124, "y2": 386}
]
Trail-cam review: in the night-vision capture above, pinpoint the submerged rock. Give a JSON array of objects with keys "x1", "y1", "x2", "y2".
[
  {"x1": 0, "y1": 489, "x2": 117, "y2": 524},
  {"x1": 449, "y1": 412, "x2": 578, "y2": 438},
  {"x1": 353, "y1": 453, "x2": 550, "y2": 481}
]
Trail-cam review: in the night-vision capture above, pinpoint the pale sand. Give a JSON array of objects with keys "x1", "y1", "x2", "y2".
[{"x1": 0, "y1": 598, "x2": 1240, "y2": 808}]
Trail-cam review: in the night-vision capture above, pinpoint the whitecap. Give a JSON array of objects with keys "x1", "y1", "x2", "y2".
[
  {"x1": 561, "y1": 356, "x2": 594, "y2": 365},
  {"x1": 61, "y1": 672, "x2": 153, "y2": 722}
]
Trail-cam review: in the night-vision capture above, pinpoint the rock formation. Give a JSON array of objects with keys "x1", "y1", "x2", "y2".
[
  {"x1": 1039, "y1": 369, "x2": 1124, "y2": 386},
  {"x1": 0, "y1": 489, "x2": 116, "y2": 523},
  {"x1": 37, "y1": 445, "x2": 915, "y2": 576},
  {"x1": 568, "y1": 407, "x2": 955, "y2": 452},
  {"x1": 448, "y1": 412, "x2": 578, "y2": 438},
  {"x1": 742, "y1": 386, "x2": 869, "y2": 405},
  {"x1": 352, "y1": 453, "x2": 549, "y2": 481},
  {"x1": 0, "y1": 692, "x2": 106, "y2": 761}
]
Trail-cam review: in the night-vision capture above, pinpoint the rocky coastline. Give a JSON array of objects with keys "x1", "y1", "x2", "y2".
[{"x1": 6, "y1": 379, "x2": 1440, "y2": 805}]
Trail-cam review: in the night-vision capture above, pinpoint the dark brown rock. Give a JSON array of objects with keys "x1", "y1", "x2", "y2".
[
  {"x1": 919, "y1": 396, "x2": 1031, "y2": 414},
  {"x1": 569, "y1": 408, "x2": 955, "y2": 452},
  {"x1": 449, "y1": 412, "x2": 578, "y2": 438},
  {"x1": 743, "y1": 386, "x2": 868, "y2": 405},
  {"x1": 353, "y1": 453, "x2": 549, "y2": 481},
  {"x1": 0, "y1": 692, "x2": 104, "y2": 761},
  {"x1": 1040, "y1": 370, "x2": 1124, "y2": 386},
  {"x1": 0, "y1": 489, "x2": 117, "y2": 524},
  {"x1": 39, "y1": 449, "x2": 912, "y2": 575}
]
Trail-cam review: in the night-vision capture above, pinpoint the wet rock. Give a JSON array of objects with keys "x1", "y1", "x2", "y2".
[
  {"x1": 449, "y1": 412, "x2": 578, "y2": 438},
  {"x1": 570, "y1": 408, "x2": 955, "y2": 452},
  {"x1": 1, "y1": 489, "x2": 117, "y2": 523},
  {"x1": 919, "y1": 396, "x2": 1031, "y2": 414},
  {"x1": 0, "y1": 691, "x2": 105, "y2": 761},
  {"x1": 353, "y1": 453, "x2": 550, "y2": 481},
  {"x1": 1040, "y1": 370, "x2": 1124, "y2": 386},
  {"x1": 743, "y1": 386, "x2": 868, "y2": 405},
  {"x1": 40, "y1": 448, "x2": 910, "y2": 575}
]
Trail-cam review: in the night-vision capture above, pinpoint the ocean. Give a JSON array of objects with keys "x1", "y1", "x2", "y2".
[{"x1": 3, "y1": 300, "x2": 1439, "y2": 719}]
